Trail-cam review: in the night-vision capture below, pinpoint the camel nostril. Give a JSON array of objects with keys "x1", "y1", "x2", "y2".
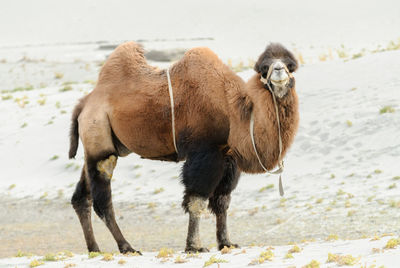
[{"x1": 274, "y1": 66, "x2": 284, "y2": 71}]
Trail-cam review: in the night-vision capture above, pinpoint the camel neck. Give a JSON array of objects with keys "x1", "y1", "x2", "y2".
[{"x1": 228, "y1": 74, "x2": 299, "y2": 173}]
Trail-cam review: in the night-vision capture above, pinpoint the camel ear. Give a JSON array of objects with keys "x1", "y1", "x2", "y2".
[{"x1": 254, "y1": 61, "x2": 260, "y2": 73}]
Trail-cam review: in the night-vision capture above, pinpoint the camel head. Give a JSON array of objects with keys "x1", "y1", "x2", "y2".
[{"x1": 254, "y1": 43, "x2": 298, "y2": 98}]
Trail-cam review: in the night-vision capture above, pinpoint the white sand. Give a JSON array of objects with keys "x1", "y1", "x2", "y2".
[{"x1": 1, "y1": 0, "x2": 400, "y2": 266}]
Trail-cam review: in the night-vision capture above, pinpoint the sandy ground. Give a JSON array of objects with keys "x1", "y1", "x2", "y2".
[{"x1": 1, "y1": 46, "x2": 400, "y2": 267}]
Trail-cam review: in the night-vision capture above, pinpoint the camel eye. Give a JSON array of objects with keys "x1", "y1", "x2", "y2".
[
  {"x1": 287, "y1": 63, "x2": 295, "y2": 72},
  {"x1": 262, "y1": 65, "x2": 269, "y2": 72}
]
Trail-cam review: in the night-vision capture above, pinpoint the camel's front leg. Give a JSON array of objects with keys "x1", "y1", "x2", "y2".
[
  {"x1": 209, "y1": 155, "x2": 240, "y2": 250},
  {"x1": 185, "y1": 196, "x2": 209, "y2": 252},
  {"x1": 181, "y1": 144, "x2": 227, "y2": 253}
]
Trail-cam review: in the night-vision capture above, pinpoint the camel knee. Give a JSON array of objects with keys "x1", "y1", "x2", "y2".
[
  {"x1": 96, "y1": 155, "x2": 117, "y2": 180},
  {"x1": 183, "y1": 194, "x2": 208, "y2": 216},
  {"x1": 71, "y1": 169, "x2": 91, "y2": 212},
  {"x1": 85, "y1": 154, "x2": 117, "y2": 220},
  {"x1": 209, "y1": 195, "x2": 231, "y2": 215}
]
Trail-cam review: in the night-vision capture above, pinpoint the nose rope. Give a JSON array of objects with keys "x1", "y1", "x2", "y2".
[
  {"x1": 166, "y1": 68, "x2": 178, "y2": 153},
  {"x1": 250, "y1": 63, "x2": 291, "y2": 196}
]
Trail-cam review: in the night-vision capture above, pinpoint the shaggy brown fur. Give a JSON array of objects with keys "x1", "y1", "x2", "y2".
[{"x1": 69, "y1": 42, "x2": 299, "y2": 254}]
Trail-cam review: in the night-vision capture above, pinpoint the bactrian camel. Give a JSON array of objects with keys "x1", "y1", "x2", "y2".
[{"x1": 69, "y1": 41, "x2": 299, "y2": 254}]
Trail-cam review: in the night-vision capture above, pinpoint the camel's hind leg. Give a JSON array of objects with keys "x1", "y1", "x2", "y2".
[
  {"x1": 77, "y1": 111, "x2": 139, "y2": 254},
  {"x1": 86, "y1": 153, "x2": 140, "y2": 254},
  {"x1": 208, "y1": 155, "x2": 240, "y2": 250},
  {"x1": 71, "y1": 167, "x2": 100, "y2": 252}
]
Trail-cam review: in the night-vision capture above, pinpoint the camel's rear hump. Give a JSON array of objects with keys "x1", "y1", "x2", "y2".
[{"x1": 97, "y1": 42, "x2": 148, "y2": 84}]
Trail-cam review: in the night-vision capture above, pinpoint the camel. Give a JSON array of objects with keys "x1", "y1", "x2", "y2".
[{"x1": 69, "y1": 41, "x2": 299, "y2": 254}]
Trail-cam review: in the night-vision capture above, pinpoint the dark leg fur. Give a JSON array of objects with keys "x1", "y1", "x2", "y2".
[
  {"x1": 208, "y1": 155, "x2": 241, "y2": 250},
  {"x1": 181, "y1": 144, "x2": 226, "y2": 253},
  {"x1": 86, "y1": 153, "x2": 141, "y2": 254},
  {"x1": 181, "y1": 144, "x2": 225, "y2": 199},
  {"x1": 71, "y1": 168, "x2": 100, "y2": 252}
]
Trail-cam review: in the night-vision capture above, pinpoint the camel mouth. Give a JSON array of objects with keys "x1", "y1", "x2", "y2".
[{"x1": 270, "y1": 77, "x2": 289, "y2": 86}]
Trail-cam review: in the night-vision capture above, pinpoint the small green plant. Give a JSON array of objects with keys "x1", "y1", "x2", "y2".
[
  {"x1": 43, "y1": 253, "x2": 58, "y2": 261},
  {"x1": 88, "y1": 251, "x2": 101, "y2": 258},
  {"x1": 380, "y1": 106, "x2": 395, "y2": 114},
  {"x1": 50, "y1": 155, "x2": 59, "y2": 161},
  {"x1": 352, "y1": 53, "x2": 363, "y2": 59},
  {"x1": 388, "y1": 183, "x2": 396, "y2": 189},
  {"x1": 204, "y1": 255, "x2": 228, "y2": 267},
  {"x1": 8, "y1": 184, "x2": 16, "y2": 190},
  {"x1": 15, "y1": 250, "x2": 32, "y2": 257},
  {"x1": 29, "y1": 259, "x2": 44, "y2": 267},
  {"x1": 374, "y1": 169, "x2": 383, "y2": 174},
  {"x1": 21, "y1": 122, "x2": 28, "y2": 128},
  {"x1": 346, "y1": 120, "x2": 353, "y2": 127},
  {"x1": 148, "y1": 202, "x2": 157, "y2": 209},
  {"x1": 347, "y1": 210, "x2": 356, "y2": 216},
  {"x1": 285, "y1": 253, "x2": 294, "y2": 259},
  {"x1": 59, "y1": 85, "x2": 72, "y2": 92},
  {"x1": 337, "y1": 189, "x2": 345, "y2": 196},
  {"x1": 37, "y1": 98, "x2": 46, "y2": 106},
  {"x1": 259, "y1": 184, "x2": 274, "y2": 192},
  {"x1": 1, "y1": 94, "x2": 12, "y2": 100},
  {"x1": 389, "y1": 200, "x2": 400, "y2": 208},
  {"x1": 153, "y1": 188, "x2": 164, "y2": 194},
  {"x1": 54, "y1": 72, "x2": 64, "y2": 79}
]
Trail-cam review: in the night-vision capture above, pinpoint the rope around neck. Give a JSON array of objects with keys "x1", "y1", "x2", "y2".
[
  {"x1": 166, "y1": 68, "x2": 178, "y2": 153},
  {"x1": 250, "y1": 64, "x2": 290, "y2": 196}
]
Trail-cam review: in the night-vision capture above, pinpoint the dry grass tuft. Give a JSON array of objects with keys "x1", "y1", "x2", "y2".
[
  {"x1": 54, "y1": 72, "x2": 64, "y2": 79},
  {"x1": 302, "y1": 260, "x2": 320, "y2": 268},
  {"x1": 29, "y1": 259, "x2": 44, "y2": 267},
  {"x1": 326, "y1": 234, "x2": 339, "y2": 241},
  {"x1": 288, "y1": 245, "x2": 301, "y2": 253},
  {"x1": 174, "y1": 255, "x2": 188, "y2": 263},
  {"x1": 384, "y1": 238, "x2": 400, "y2": 249},
  {"x1": 220, "y1": 246, "x2": 232, "y2": 254},
  {"x1": 101, "y1": 253, "x2": 114, "y2": 261},
  {"x1": 249, "y1": 249, "x2": 274, "y2": 265},
  {"x1": 156, "y1": 248, "x2": 174, "y2": 258},
  {"x1": 327, "y1": 253, "x2": 360, "y2": 265}
]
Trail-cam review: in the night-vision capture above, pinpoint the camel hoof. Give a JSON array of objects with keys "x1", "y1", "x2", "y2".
[
  {"x1": 185, "y1": 246, "x2": 209, "y2": 253},
  {"x1": 218, "y1": 243, "x2": 240, "y2": 250},
  {"x1": 119, "y1": 243, "x2": 141, "y2": 255},
  {"x1": 88, "y1": 245, "x2": 101, "y2": 253}
]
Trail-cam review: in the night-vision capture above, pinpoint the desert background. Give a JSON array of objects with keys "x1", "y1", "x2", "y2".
[{"x1": 0, "y1": 0, "x2": 400, "y2": 267}]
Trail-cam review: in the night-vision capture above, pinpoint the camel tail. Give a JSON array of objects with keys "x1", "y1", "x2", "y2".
[{"x1": 69, "y1": 98, "x2": 86, "y2": 159}]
